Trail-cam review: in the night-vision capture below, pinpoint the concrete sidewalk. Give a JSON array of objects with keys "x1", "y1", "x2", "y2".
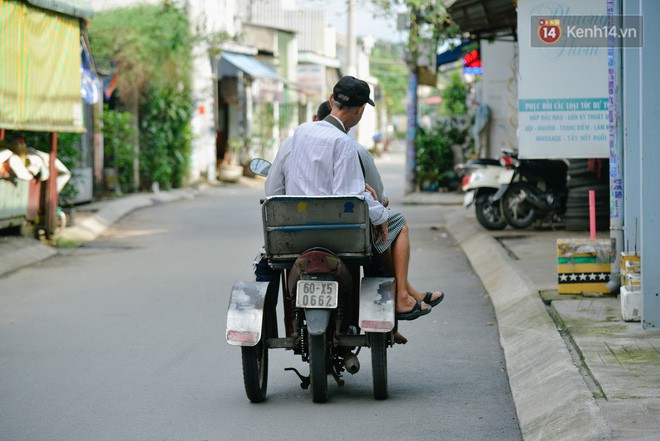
[
  {"x1": 1, "y1": 183, "x2": 659, "y2": 441},
  {"x1": 437, "y1": 196, "x2": 660, "y2": 441},
  {"x1": 0, "y1": 188, "x2": 196, "y2": 277}
]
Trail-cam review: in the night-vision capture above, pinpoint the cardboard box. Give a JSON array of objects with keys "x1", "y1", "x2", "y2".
[
  {"x1": 620, "y1": 252, "x2": 641, "y2": 286},
  {"x1": 557, "y1": 238, "x2": 613, "y2": 294}
]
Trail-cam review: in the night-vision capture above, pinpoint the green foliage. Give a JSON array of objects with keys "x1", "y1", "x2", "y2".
[
  {"x1": 414, "y1": 121, "x2": 455, "y2": 189},
  {"x1": 88, "y1": 2, "x2": 193, "y2": 108},
  {"x1": 370, "y1": 42, "x2": 408, "y2": 116},
  {"x1": 370, "y1": 1, "x2": 460, "y2": 56},
  {"x1": 139, "y1": 86, "x2": 193, "y2": 190},
  {"x1": 88, "y1": 3, "x2": 194, "y2": 191},
  {"x1": 56, "y1": 133, "x2": 81, "y2": 206},
  {"x1": 440, "y1": 71, "x2": 468, "y2": 116},
  {"x1": 102, "y1": 106, "x2": 136, "y2": 192}
]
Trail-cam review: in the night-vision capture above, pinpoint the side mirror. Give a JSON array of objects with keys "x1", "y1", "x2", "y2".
[{"x1": 249, "y1": 158, "x2": 272, "y2": 177}]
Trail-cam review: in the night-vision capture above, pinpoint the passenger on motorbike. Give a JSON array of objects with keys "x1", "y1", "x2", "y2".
[
  {"x1": 314, "y1": 100, "x2": 445, "y2": 321},
  {"x1": 263, "y1": 77, "x2": 441, "y2": 321}
]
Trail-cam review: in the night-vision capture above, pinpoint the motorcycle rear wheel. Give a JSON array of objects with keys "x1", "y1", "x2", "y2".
[
  {"x1": 308, "y1": 333, "x2": 328, "y2": 403},
  {"x1": 370, "y1": 333, "x2": 388, "y2": 400},
  {"x1": 475, "y1": 191, "x2": 507, "y2": 230},
  {"x1": 501, "y1": 183, "x2": 536, "y2": 229},
  {"x1": 241, "y1": 313, "x2": 270, "y2": 403}
]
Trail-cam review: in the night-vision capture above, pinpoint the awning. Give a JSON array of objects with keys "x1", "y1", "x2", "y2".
[
  {"x1": 26, "y1": 0, "x2": 93, "y2": 18},
  {"x1": 218, "y1": 52, "x2": 282, "y2": 81},
  {"x1": 437, "y1": 40, "x2": 478, "y2": 66},
  {"x1": 0, "y1": 1, "x2": 83, "y2": 132}
]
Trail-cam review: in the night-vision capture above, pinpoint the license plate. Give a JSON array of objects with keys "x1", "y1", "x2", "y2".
[{"x1": 296, "y1": 280, "x2": 338, "y2": 308}]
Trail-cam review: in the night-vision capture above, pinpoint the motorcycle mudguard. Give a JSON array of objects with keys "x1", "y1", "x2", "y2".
[
  {"x1": 492, "y1": 183, "x2": 510, "y2": 202},
  {"x1": 463, "y1": 190, "x2": 476, "y2": 208},
  {"x1": 305, "y1": 309, "x2": 332, "y2": 335},
  {"x1": 226, "y1": 281, "x2": 270, "y2": 347},
  {"x1": 359, "y1": 277, "x2": 395, "y2": 332}
]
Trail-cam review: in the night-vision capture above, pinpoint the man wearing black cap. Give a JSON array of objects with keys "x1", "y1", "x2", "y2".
[{"x1": 264, "y1": 76, "x2": 433, "y2": 321}]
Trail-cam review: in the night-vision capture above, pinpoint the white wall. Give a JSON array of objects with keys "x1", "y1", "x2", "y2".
[
  {"x1": 480, "y1": 40, "x2": 518, "y2": 156},
  {"x1": 187, "y1": 0, "x2": 238, "y2": 182}
]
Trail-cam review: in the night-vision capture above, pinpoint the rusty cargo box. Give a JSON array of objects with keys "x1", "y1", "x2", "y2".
[{"x1": 262, "y1": 195, "x2": 371, "y2": 266}]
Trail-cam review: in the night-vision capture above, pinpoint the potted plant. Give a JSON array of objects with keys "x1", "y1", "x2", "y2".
[
  {"x1": 218, "y1": 136, "x2": 245, "y2": 182},
  {"x1": 414, "y1": 122, "x2": 455, "y2": 191}
]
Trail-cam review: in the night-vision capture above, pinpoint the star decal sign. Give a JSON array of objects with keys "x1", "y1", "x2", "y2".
[{"x1": 558, "y1": 272, "x2": 610, "y2": 284}]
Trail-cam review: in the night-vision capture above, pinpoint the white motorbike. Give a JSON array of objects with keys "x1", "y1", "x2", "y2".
[{"x1": 456, "y1": 158, "x2": 507, "y2": 230}]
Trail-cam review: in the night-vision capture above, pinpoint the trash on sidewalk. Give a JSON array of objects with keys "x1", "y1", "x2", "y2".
[
  {"x1": 620, "y1": 251, "x2": 642, "y2": 321},
  {"x1": 556, "y1": 238, "x2": 613, "y2": 294}
]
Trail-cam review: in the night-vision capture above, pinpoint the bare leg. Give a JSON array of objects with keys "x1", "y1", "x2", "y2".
[
  {"x1": 386, "y1": 224, "x2": 443, "y2": 306},
  {"x1": 391, "y1": 224, "x2": 429, "y2": 313}
]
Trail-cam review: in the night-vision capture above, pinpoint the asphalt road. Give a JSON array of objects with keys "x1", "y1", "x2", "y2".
[{"x1": 0, "y1": 149, "x2": 522, "y2": 441}]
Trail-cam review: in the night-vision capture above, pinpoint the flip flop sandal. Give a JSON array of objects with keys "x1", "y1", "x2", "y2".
[
  {"x1": 395, "y1": 300, "x2": 432, "y2": 321},
  {"x1": 423, "y1": 291, "x2": 445, "y2": 307}
]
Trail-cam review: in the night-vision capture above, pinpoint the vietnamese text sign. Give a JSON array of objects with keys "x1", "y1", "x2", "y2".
[
  {"x1": 519, "y1": 98, "x2": 609, "y2": 145},
  {"x1": 518, "y1": 0, "x2": 612, "y2": 158}
]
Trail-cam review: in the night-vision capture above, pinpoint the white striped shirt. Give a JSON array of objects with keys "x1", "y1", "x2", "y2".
[{"x1": 265, "y1": 120, "x2": 388, "y2": 225}]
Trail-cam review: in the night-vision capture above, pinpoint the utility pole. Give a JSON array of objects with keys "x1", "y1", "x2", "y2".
[
  {"x1": 404, "y1": 8, "x2": 419, "y2": 194},
  {"x1": 347, "y1": 0, "x2": 357, "y2": 76}
]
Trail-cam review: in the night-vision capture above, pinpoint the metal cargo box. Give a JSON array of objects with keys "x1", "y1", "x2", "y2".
[{"x1": 262, "y1": 195, "x2": 372, "y2": 265}]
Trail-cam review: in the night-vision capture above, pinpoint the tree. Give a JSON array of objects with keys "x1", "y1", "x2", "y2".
[
  {"x1": 88, "y1": 2, "x2": 194, "y2": 191},
  {"x1": 440, "y1": 71, "x2": 468, "y2": 116},
  {"x1": 369, "y1": 1, "x2": 460, "y2": 192},
  {"x1": 369, "y1": 42, "x2": 408, "y2": 117}
]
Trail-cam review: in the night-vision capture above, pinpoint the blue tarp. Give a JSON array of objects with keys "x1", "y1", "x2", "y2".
[
  {"x1": 81, "y1": 44, "x2": 99, "y2": 104},
  {"x1": 437, "y1": 40, "x2": 477, "y2": 67}
]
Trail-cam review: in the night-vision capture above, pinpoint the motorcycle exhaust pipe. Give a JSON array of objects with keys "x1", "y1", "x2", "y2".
[
  {"x1": 344, "y1": 353, "x2": 360, "y2": 374},
  {"x1": 521, "y1": 187, "x2": 550, "y2": 211}
]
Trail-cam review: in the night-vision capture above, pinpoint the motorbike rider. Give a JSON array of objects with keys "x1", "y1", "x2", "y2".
[{"x1": 263, "y1": 76, "x2": 439, "y2": 320}]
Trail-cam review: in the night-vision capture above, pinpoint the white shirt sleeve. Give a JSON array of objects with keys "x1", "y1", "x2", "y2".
[
  {"x1": 264, "y1": 137, "x2": 291, "y2": 196},
  {"x1": 333, "y1": 140, "x2": 388, "y2": 226},
  {"x1": 364, "y1": 190, "x2": 388, "y2": 225}
]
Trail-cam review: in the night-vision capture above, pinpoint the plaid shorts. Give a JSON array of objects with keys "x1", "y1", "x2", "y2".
[{"x1": 372, "y1": 210, "x2": 406, "y2": 255}]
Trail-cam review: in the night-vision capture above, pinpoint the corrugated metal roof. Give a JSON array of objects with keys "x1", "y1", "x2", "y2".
[
  {"x1": 447, "y1": 0, "x2": 517, "y2": 39},
  {"x1": 27, "y1": 0, "x2": 93, "y2": 18}
]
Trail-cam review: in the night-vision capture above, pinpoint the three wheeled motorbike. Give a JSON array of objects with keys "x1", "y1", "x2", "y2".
[{"x1": 226, "y1": 165, "x2": 396, "y2": 403}]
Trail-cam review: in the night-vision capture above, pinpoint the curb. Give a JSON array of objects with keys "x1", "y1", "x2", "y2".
[
  {"x1": 0, "y1": 236, "x2": 57, "y2": 277},
  {"x1": 445, "y1": 210, "x2": 612, "y2": 441}
]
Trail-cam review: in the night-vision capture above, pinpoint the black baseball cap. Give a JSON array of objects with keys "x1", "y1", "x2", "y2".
[{"x1": 333, "y1": 76, "x2": 375, "y2": 107}]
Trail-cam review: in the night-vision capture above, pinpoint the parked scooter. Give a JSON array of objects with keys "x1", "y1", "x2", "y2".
[
  {"x1": 455, "y1": 158, "x2": 507, "y2": 230},
  {"x1": 492, "y1": 149, "x2": 569, "y2": 229},
  {"x1": 226, "y1": 158, "x2": 396, "y2": 403}
]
